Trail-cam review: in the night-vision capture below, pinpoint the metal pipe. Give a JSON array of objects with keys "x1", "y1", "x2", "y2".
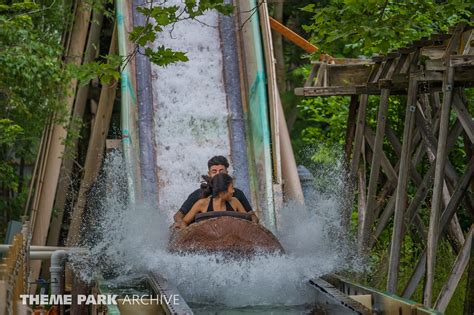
[
  {"x1": 0, "y1": 245, "x2": 76, "y2": 253},
  {"x1": 30, "y1": 251, "x2": 56, "y2": 260},
  {"x1": 50, "y1": 250, "x2": 67, "y2": 295}
]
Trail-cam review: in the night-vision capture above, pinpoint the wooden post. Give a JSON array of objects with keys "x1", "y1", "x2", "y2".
[
  {"x1": 344, "y1": 96, "x2": 358, "y2": 164},
  {"x1": 47, "y1": 8, "x2": 104, "y2": 249},
  {"x1": 350, "y1": 94, "x2": 368, "y2": 179},
  {"x1": 464, "y1": 225, "x2": 474, "y2": 314},
  {"x1": 434, "y1": 226, "x2": 473, "y2": 312},
  {"x1": 29, "y1": 1, "x2": 92, "y2": 293},
  {"x1": 424, "y1": 65, "x2": 455, "y2": 307},
  {"x1": 402, "y1": 156, "x2": 474, "y2": 298},
  {"x1": 268, "y1": 17, "x2": 319, "y2": 54},
  {"x1": 358, "y1": 139, "x2": 367, "y2": 243},
  {"x1": 387, "y1": 77, "x2": 418, "y2": 293},
  {"x1": 67, "y1": 26, "x2": 118, "y2": 246}
]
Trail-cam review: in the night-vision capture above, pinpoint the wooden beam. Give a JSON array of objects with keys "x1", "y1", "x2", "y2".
[
  {"x1": 387, "y1": 77, "x2": 418, "y2": 293},
  {"x1": 29, "y1": 0, "x2": 92, "y2": 293},
  {"x1": 350, "y1": 95, "x2": 368, "y2": 179},
  {"x1": 67, "y1": 26, "x2": 118, "y2": 246},
  {"x1": 452, "y1": 92, "x2": 474, "y2": 144},
  {"x1": 269, "y1": 16, "x2": 319, "y2": 54},
  {"x1": 344, "y1": 96, "x2": 358, "y2": 163},
  {"x1": 434, "y1": 226, "x2": 473, "y2": 312},
  {"x1": 294, "y1": 86, "x2": 359, "y2": 96},
  {"x1": 363, "y1": 127, "x2": 398, "y2": 183},
  {"x1": 450, "y1": 55, "x2": 474, "y2": 67},
  {"x1": 402, "y1": 156, "x2": 474, "y2": 298},
  {"x1": 424, "y1": 65, "x2": 455, "y2": 307},
  {"x1": 358, "y1": 139, "x2": 367, "y2": 249},
  {"x1": 47, "y1": 8, "x2": 104, "y2": 249},
  {"x1": 464, "y1": 224, "x2": 474, "y2": 314}
]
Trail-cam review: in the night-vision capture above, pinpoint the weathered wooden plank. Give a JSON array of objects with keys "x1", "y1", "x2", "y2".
[
  {"x1": 387, "y1": 78, "x2": 418, "y2": 293},
  {"x1": 269, "y1": 16, "x2": 318, "y2": 54},
  {"x1": 29, "y1": 1, "x2": 92, "y2": 293},
  {"x1": 350, "y1": 94, "x2": 368, "y2": 179},
  {"x1": 67, "y1": 26, "x2": 118, "y2": 246},
  {"x1": 403, "y1": 156, "x2": 474, "y2": 299},
  {"x1": 404, "y1": 163, "x2": 436, "y2": 229},
  {"x1": 464, "y1": 225, "x2": 474, "y2": 315},
  {"x1": 450, "y1": 55, "x2": 474, "y2": 67},
  {"x1": 421, "y1": 46, "x2": 448, "y2": 60},
  {"x1": 439, "y1": 157, "x2": 474, "y2": 234},
  {"x1": 358, "y1": 140, "x2": 367, "y2": 247},
  {"x1": 415, "y1": 105, "x2": 467, "y2": 252},
  {"x1": 344, "y1": 96, "x2": 358, "y2": 163},
  {"x1": 372, "y1": 192, "x2": 396, "y2": 247},
  {"x1": 434, "y1": 226, "x2": 473, "y2": 312},
  {"x1": 47, "y1": 8, "x2": 104, "y2": 249},
  {"x1": 364, "y1": 127, "x2": 398, "y2": 183},
  {"x1": 360, "y1": 88, "x2": 391, "y2": 254},
  {"x1": 294, "y1": 86, "x2": 358, "y2": 96},
  {"x1": 304, "y1": 64, "x2": 319, "y2": 87},
  {"x1": 424, "y1": 65, "x2": 455, "y2": 307},
  {"x1": 452, "y1": 92, "x2": 474, "y2": 144},
  {"x1": 462, "y1": 29, "x2": 474, "y2": 55},
  {"x1": 315, "y1": 62, "x2": 327, "y2": 87},
  {"x1": 425, "y1": 59, "x2": 446, "y2": 71},
  {"x1": 373, "y1": 179, "x2": 396, "y2": 220}
]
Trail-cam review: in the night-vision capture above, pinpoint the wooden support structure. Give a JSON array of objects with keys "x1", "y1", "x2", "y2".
[
  {"x1": 296, "y1": 22, "x2": 474, "y2": 312},
  {"x1": 47, "y1": 8, "x2": 105, "y2": 249},
  {"x1": 268, "y1": 16, "x2": 319, "y2": 54},
  {"x1": 67, "y1": 26, "x2": 118, "y2": 246},
  {"x1": 0, "y1": 222, "x2": 30, "y2": 314},
  {"x1": 27, "y1": 1, "x2": 92, "y2": 293}
]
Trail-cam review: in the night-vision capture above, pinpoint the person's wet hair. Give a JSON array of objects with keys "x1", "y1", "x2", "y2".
[
  {"x1": 207, "y1": 155, "x2": 229, "y2": 169},
  {"x1": 200, "y1": 172, "x2": 233, "y2": 198}
]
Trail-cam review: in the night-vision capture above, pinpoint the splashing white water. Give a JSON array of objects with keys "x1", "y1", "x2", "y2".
[
  {"x1": 149, "y1": 0, "x2": 232, "y2": 221},
  {"x1": 69, "y1": 0, "x2": 360, "y2": 307},
  {"x1": 71, "y1": 151, "x2": 359, "y2": 307}
]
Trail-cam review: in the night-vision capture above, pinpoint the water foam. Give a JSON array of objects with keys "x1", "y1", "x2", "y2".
[
  {"x1": 69, "y1": 0, "x2": 359, "y2": 308},
  {"x1": 71, "y1": 151, "x2": 358, "y2": 307}
]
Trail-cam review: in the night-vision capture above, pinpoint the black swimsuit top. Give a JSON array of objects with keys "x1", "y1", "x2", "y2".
[{"x1": 206, "y1": 197, "x2": 235, "y2": 212}]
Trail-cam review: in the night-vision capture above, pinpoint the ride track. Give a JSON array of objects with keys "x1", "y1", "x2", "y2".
[{"x1": 97, "y1": 0, "x2": 446, "y2": 314}]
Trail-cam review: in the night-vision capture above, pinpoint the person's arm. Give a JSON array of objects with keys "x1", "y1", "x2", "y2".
[
  {"x1": 231, "y1": 197, "x2": 246, "y2": 214},
  {"x1": 173, "y1": 189, "x2": 201, "y2": 226},
  {"x1": 233, "y1": 189, "x2": 258, "y2": 222},
  {"x1": 247, "y1": 211, "x2": 259, "y2": 223},
  {"x1": 234, "y1": 189, "x2": 253, "y2": 212},
  {"x1": 181, "y1": 199, "x2": 206, "y2": 228},
  {"x1": 231, "y1": 198, "x2": 259, "y2": 223},
  {"x1": 174, "y1": 210, "x2": 184, "y2": 223}
]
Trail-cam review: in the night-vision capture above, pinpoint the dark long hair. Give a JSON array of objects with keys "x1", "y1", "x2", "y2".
[{"x1": 200, "y1": 173, "x2": 233, "y2": 198}]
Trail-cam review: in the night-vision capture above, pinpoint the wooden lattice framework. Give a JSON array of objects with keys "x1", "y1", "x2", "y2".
[{"x1": 296, "y1": 22, "x2": 474, "y2": 311}]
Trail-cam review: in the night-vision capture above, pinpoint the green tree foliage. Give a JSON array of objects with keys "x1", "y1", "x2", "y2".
[
  {"x1": 302, "y1": 0, "x2": 472, "y2": 57},
  {"x1": 0, "y1": 1, "x2": 71, "y2": 235},
  {"x1": 288, "y1": 1, "x2": 473, "y2": 309},
  {"x1": 0, "y1": 0, "x2": 232, "y2": 238},
  {"x1": 77, "y1": 0, "x2": 233, "y2": 81},
  {"x1": 129, "y1": 0, "x2": 232, "y2": 65}
]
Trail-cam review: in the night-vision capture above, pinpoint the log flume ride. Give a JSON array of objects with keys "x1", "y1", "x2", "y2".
[{"x1": 169, "y1": 211, "x2": 285, "y2": 255}]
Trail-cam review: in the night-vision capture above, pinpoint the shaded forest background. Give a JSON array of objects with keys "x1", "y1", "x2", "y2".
[
  {"x1": 0, "y1": 0, "x2": 473, "y2": 313},
  {"x1": 270, "y1": 1, "x2": 473, "y2": 313}
]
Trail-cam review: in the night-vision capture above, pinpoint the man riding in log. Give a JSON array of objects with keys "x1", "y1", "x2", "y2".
[{"x1": 173, "y1": 155, "x2": 258, "y2": 228}]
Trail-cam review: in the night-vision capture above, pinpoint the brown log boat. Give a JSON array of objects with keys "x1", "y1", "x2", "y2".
[{"x1": 169, "y1": 211, "x2": 284, "y2": 255}]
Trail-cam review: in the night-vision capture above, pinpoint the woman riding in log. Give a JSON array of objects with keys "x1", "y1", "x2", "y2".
[{"x1": 176, "y1": 173, "x2": 251, "y2": 228}]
